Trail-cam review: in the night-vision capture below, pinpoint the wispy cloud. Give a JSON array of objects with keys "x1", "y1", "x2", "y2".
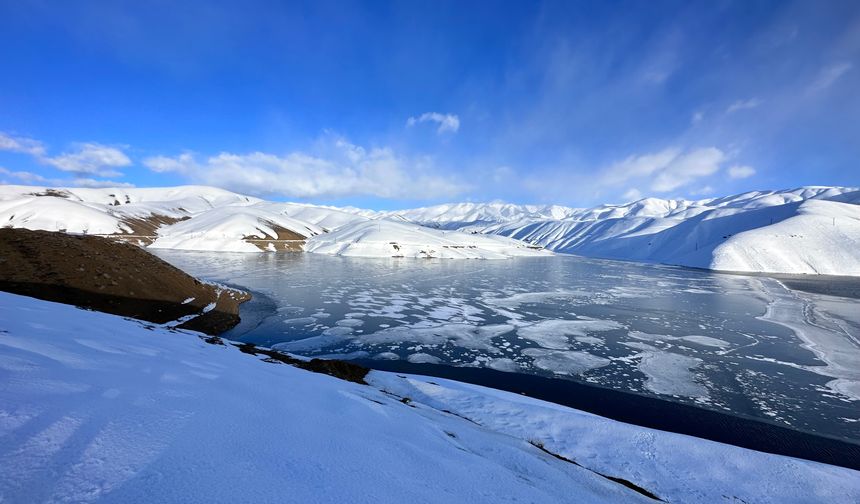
[
  {"x1": 621, "y1": 188, "x2": 642, "y2": 201},
  {"x1": 0, "y1": 166, "x2": 134, "y2": 188},
  {"x1": 690, "y1": 111, "x2": 704, "y2": 125},
  {"x1": 808, "y1": 62, "x2": 853, "y2": 93},
  {"x1": 726, "y1": 98, "x2": 762, "y2": 114},
  {"x1": 144, "y1": 137, "x2": 468, "y2": 200},
  {"x1": 0, "y1": 132, "x2": 46, "y2": 156},
  {"x1": 601, "y1": 147, "x2": 727, "y2": 194},
  {"x1": 406, "y1": 112, "x2": 460, "y2": 134},
  {"x1": 43, "y1": 143, "x2": 131, "y2": 177},
  {"x1": 727, "y1": 165, "x2": 756, "y2": 179},
  {"x1": 0, "y1": 132, "x2": 131, "y2": 178}
]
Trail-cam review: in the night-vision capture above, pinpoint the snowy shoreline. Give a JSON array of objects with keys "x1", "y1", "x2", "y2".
[{"x1": 1, "y1": 290, "x2": 858, "y2": 503}]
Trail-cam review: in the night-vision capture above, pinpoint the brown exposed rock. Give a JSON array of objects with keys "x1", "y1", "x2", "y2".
[{"x1": 0, "y1": 228, "x2": 249, "y2": 335}]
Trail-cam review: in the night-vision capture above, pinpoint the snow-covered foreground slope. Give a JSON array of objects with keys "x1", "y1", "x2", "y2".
[
  {"x1": 305, "y1": 219, "x2": 550, "y2": 259},
  {"x1": 1, "y1": 291, "x2": 858, "y2": 504},
  {"x1": 461, "y1": 187, "x2": 860, "y2": 275}
]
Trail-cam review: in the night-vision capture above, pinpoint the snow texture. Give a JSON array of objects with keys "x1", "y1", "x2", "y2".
[
  {"x1": 431, "y1": 187, "x2": 860, "y2": 275},
  {"x1": 1, "y1": 291, "x2": 858, "y2": 503}
]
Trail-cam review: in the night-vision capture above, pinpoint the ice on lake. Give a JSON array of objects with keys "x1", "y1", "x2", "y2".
[{"x1": 152, "y1": 251, "x2": 860, "y2": 442}]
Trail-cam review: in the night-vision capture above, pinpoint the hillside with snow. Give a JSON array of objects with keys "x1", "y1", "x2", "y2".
[
  {"x1": 380, "y1": 202, "x2": 582, "y2": 228},
  {"x1": 1, "y1": 290, "x2": 857, "y2": 503},
  {"x1": 0, "y1": 185, "x2": 545, "y2": 259},
  {"x1": 304, "y1": 219, "x2": 549, "y2": 259},
  {"x1": 415, "y1": 187, "x2": 860, "y2": 276},
  {"x1": 1, "y1": 184, "x2": 859, "y2": 272}
]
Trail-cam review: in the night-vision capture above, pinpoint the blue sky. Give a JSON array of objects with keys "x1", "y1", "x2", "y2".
[{"x1": 1, "y1": 0, "x2": 858, "y2": 209}]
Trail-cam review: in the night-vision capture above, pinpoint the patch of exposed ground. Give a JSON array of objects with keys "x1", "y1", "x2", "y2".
[
  {"x1": 232, "y1": 342, "x2": 369, "y2": 384},
  {"x1": 29, "y1": 189, "x2": 73, "y2": 198},
  {"x1": 0, "y1": 228, "x2": 249, "y2": 335},
  {"x1": 243, "y1": 223, "x2": 307, "y2": 251},
  {"x1": 111, "y1": 214, "x2": 190, "y2": 245}
]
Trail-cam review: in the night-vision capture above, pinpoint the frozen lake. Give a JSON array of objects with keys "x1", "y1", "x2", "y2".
[{"x1": 153, "y1": 251, "x2": 860, "y2": 442}]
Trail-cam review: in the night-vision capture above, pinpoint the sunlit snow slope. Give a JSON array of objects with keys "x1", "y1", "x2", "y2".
[
  {"x1": 2, "y1": 184, "x2": 858, "y2": 271},
  {"x1": 0, "y1": 185, "x2": 545, "y2": 258},
  {"x1": 422, "y1": 187, "x2": 860, "y2": 275},
  {"x1": 1, "y1": 291, "x2": 857, "y2": 504},
  {"x1": 304, "y1": 219, "x2": 550, "y2": 259}
]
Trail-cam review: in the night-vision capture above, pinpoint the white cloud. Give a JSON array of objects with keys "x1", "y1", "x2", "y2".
[
  {"x1": 406, "y1": 112, "x2": 460, "y2": 134},
  {"x1": 726, "y1": 98, "x2": 762, "y2": 114},
  {"x1": 0, "y1": 132, "x2": 131, "y2": 179},
  {"x1": 0, "y1": 167, "x2": 49, "y2": 183},
  {"x1": 691, "y1": 111, "x2": 704, "y2": 125},
  {"x1": 691, "y1": 185, "x2": 714, "y2": 196},
  {"x1": 0, "y1": 167, "x2": 132, "y2": 188},
  {"x1": 621, "y1": 188, "x2": 642, "y2": 201},
  {"x1": 144, "y1": 138, "x2": 467, "y2": 200},
  {"x1": 651, "y1": 148, "x2": 724, "y2": 192},
  {"x1": 808, "y1": 62, "x2": 853, "y2": 93},
  {"x1": 0, "y1": 132, "x2": 46, "y2": 156},
  {"x1": 601, "y1": 148, "x2": 681, "y2": 186},
  {"x1": 728, "y1": 165, "x2": 756, "y2": 179},
  {"x1": 145, "y1": 152, "x2": 196, "y2": 173},
  {"x1": 43, "y1": 142, "x2": 131, "y2": 177},
  {"x1": 601, "y1": 147, "x2": 727, "y2": 194}
]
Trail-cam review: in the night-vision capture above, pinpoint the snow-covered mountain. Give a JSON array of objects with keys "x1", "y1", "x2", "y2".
[
  {"x1": 379, "y1": 202, "x2": 581, "y2": 228},
  {"x1": 2, "y1": 184, "x2": 858, "y2": 273},
  {"x1": 304, "y1": 219, "x2": 548, "y2": 259},
  {"x1": 398, "y1": 187, "x2": 860, "y2": 276},
  {"x1": 2, "y1": 290, "x2": 857, "y2": 503},
  {"x1": 0, "y1": 185, "x2": 546, "y2": 259},
  {"x1": 0, "y1": 185, "x2": 259, "y2": 237}
]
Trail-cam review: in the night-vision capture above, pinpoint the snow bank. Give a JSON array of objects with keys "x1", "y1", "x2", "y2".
[
  {"x1": 304, "y1": 219, "x2": 550, "y2": 259},
  {"x1": 1, "y1": 291, "x2": 857, "y2": 503}
]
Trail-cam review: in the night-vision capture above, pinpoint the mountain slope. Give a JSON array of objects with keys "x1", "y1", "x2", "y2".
[
  {"x1": 2, "y1": 184, "x2": 858, "y2": 272},
  {"x1": 467, "y1": 187, "x2": 860, "y2": 275},
  {"x1": 0, "y1": 185, "x2": 547, "y2": 259},
  {"x1": 380, "y1": 202, "x2": 581, "y2": 228},
  {"x1": 1, "y1": 291, "x2": 857, "y2": 503},
  {"x1": 304, "y1": 219, "x2": 549, "y2": 259}
]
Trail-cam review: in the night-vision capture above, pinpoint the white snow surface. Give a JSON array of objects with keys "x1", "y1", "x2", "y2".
[
  {"x1": 1, "y1": 291, "x2": 858, "y2": 503},
  {"x1": 379, "y1": 202, "x2": 582, "y2": 227},
  {"x1": 150, "y1": 204, "x2": 325, "y2": 252},
  {"x1": 3, "y1": 184, "x2": 859, "y2": 271},
  {"x1": 304, "y1": 219, "x2": 550, "y2": 259},
  {"x1": 0, "y1": 185, "x2": 259, "y2": 235},
  {"x1": 451, "y1": 186, "x2": 860, "y2": 275},
  {"x1": 0, "y1": 185, "x2": 545, "y2": 258}
]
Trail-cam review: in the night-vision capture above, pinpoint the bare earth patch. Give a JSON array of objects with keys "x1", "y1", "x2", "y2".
[
  {"x1": 0, "y1": 228, "x2": 249, "y2": 335},
  {"x1": 243, "y1": 223, "x2": 307, "y2": 251}
]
